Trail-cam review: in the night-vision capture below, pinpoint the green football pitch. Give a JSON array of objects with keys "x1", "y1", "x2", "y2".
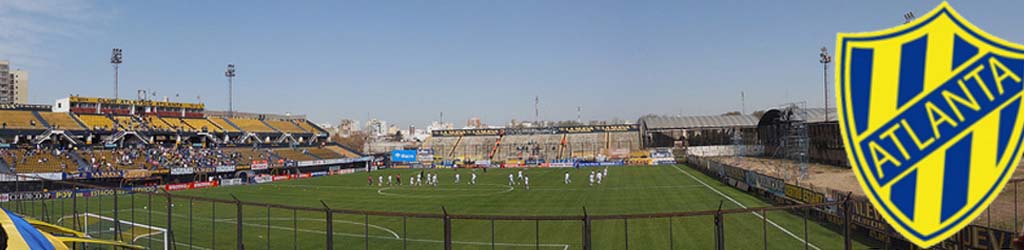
[{"x1": 6, "y1": 165, "x2": 875, "y2": 249}]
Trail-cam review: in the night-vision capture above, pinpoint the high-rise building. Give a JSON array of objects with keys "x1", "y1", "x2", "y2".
[
  {"x1": 0, "y1": 60, "x2": 10, "y2": 104},
  {"x1": 11, "y1": 70, "x2": 28, "y2": 104},
  {"x1": 0, "y1": 60, "x2": 28, "y2": 104}
]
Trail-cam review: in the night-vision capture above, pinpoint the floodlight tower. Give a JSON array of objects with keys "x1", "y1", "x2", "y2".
[
  {"x1": 225, "y1": 64, "x2": 236, "y2": 117},
  {"x1": 819, "y1": 47, "x2": 832, "y2": 121},
  {"x1": 111, "y1": 48, "x2": 123, "y2": 99}
]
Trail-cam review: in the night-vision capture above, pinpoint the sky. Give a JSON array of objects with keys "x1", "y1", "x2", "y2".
[{"x1": 3, "y1": 1, "x2": 1024, "y2": 128}]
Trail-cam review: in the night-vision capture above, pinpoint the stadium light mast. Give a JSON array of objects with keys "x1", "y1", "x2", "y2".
[
  {"x1": 225, "y1": 64, "x2": 236, "y2": 117},
  {"x1": 111, "y1": 48, "x2": 123, "y2": 99},
  {"x1": 819, "y1": 47, "x2": 832, "y2": 121},
  {"x1": 904, "y1": 12, "x2": 916, "y2": 24}
]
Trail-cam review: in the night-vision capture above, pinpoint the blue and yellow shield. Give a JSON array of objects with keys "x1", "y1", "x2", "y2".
[{"x1": 836, "y1": 2, "x2": 1024, "y2": 248}]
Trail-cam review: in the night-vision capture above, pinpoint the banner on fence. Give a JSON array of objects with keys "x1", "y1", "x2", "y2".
[
  {"x1": 170, "y1": 167, "x2": 194, "y2": 175},
  {"x1": 123, "y1": 169, "x2": 151, "y2": 179},
  {"x1": 0, "y1": 193, "x2": 8, "y2": 202},
  {"x1": 251, "y1": 161, "x2": 269, "y2": 170},
  {"x1": 784, "y1": 184, "x2": 824, "y2": 204},
  {"x1": 221, "y1": 178, "x2": 243, "y2": 186},
  {"x1": 216, "y1": 165, "x2": 236, "y2": 173},
  {"x1": 311, "y1": 171, "x2": 328, "y2": 177},
  {"x1": 254, "y1": 175, "x2": 273, "y2": 183},
  {"x1": 272, "y1": 175, "x2": 290, "y2": 181}
]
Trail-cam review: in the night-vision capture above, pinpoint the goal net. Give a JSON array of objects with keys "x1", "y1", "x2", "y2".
[{"x1": 78, "y1": 212, "x2": 169, "y2": 250}]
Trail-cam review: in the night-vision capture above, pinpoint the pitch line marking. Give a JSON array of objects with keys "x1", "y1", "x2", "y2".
[
  {"x1": 85, "y1": 208, "x2": 570, "y2": 249},
  {"x1": 672, "y1": 165, "x2": 823, "y2": 250}
]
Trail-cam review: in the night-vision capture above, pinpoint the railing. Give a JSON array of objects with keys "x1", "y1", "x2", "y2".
[{"x1": 0, "y1": 171, "x2": 864, "y2": 250}]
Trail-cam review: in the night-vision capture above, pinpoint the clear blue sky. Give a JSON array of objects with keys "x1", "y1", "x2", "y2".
[{"x1": 3, "y1": 1, "x2": 1023, "y2": 128}]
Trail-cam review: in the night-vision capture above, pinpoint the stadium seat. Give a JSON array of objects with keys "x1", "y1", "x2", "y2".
[
  {"x1": 3, "y1": 149, "x2": 78, "y2": 173},
  {"x1": 207, "y1": 118, "x2": 240, "y2": 133},
  {"x1": 272, "y1": 148, "x2": 317, "y2": 161},
  {"x1": 293, "y1": 120, "x2": 325, "y2": 134},
  {"x1": 227, "y1": 118, "x2": 275, "y2": 133},
  {"x1": 304, "y1": 147, "x2": 343, "y2": 159},
  {"x1": 0, "y1": 110, "x2": 44, "y2": 130},
  {"x1": 264, "y1": 120, "x2": 307, "y2": 134},
  {"x1": 182, "y1": 118, "x2": 224, "y2": 133},
  {"x1": 36, "y1": 112, "x2": 85, "y2": 131},
  {"x1": 76, "y1": 114, "x2": 115, "y2": 131}
]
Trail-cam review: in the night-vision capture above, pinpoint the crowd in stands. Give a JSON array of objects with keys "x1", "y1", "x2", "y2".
[{"x1": 0, "y1": 148, "x2": 78, "y2": 173}]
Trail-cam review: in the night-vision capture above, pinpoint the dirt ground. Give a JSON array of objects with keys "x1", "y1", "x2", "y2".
[{"x1": 709, "y1": 156, "x2": 1024, "y2": 232}]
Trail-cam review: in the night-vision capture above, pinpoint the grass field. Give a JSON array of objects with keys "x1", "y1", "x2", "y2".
[{"x1": 3, "y1": 165, "x2": 876, "y2": 249}]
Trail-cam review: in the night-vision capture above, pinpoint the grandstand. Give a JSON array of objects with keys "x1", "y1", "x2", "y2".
[
  {"x1": 36, "y1": 111, "x2": 85, "y2": 130},
  {"x1": 272, "y1": 148, "x2": 318, "y2": 161},
  {"x1": 76, "y1": 114, "x2": 115, "y2": 130},
  {"x1": 207, "y1": 117, "x2": 241, "y2": 133},
  {"x1": 293, "y1": 120, "x2": 327, "y2": 134},
  {"x1": 1, "y1": 149, "x2": 77, "y2": 173},
  {"x1": 182, "y1": 117, "x2": 224, "y2": 133},
  {"x1": 225, "y1": 117, "x2": 276, "y2": 133},
  {"x1": 0, "y1": 110, "x2": 44, "y2": 130},
  {"x1": 264, "y1": 119, "x2": 308, "y2": 134},
  {"x1": 424, "y1": 125, "x2": 642, "y2": 162}
]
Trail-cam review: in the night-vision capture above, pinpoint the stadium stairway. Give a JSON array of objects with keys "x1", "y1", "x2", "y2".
[
  {"x1": 67, "y1": 151, "x2": 89, "y2": 172},
  {"x1": 301, "y1": 149, "x2": 323, "y2": 160},
  {"x1": 219, "y1": 117, "x2": 244, "y2": 132},
  {"x1": 68, "y1": 113, "x2": 90, "y2": 131},
  {"x1": 31, "y1": 111, "x2": 51, "y2": 129},
  {"x1": 0, "y1": 157, "x2": 11, "y2": 173},
  {"x1": 259, "y1": 120, "x2": 283, "y2": 133}
]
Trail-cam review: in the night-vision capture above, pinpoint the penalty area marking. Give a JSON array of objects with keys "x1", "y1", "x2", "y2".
[
  {"x1": 377, "y1": 183, "x2": 514, "y2": 198},
  {"x1": 672, "y1": 165, "x2": 823, "y2": 250},
  {"x1": 100, "y1": 208, "x2": 570, "y2": 250}
]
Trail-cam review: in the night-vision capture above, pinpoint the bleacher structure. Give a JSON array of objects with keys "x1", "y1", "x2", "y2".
[
  {"x1": 423, "y1": 125, "x2": 641, "y2": 162},
  {"x1": 0, "y1": 97, "x2": 349, "y2": 174}
]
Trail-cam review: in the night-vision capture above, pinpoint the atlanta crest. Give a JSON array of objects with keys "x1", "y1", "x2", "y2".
[{"x1": 836, "y1": 2, "x2": 1024, "y2": 248}]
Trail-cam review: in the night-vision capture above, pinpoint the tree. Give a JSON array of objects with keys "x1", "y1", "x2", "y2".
[
  {"x1": 332, "y1": 131, "x2": 368, "y2": 151},
  {"x1": 721, "y1": 111, "x2": 741, "y2": 116}
]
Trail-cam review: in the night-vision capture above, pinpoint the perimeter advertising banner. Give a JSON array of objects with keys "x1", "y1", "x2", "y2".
[{"x1": 391, "y1": 150, "x2": 417, "y2": 162}]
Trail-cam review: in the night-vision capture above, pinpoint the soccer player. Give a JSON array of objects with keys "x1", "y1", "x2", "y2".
[
  {"x1": 416, "y1": 174, "x2": 422, "y2": 186},
  {"x1": 471, "y1": 172, "x2": 477, "y2": 185},
  {"x1": 368, "y1": 175, "x2": 373, "y2": 186},
  {"x1": 410, "y1": 175, "x2": 415, "y2": 186},
  {"x1": 508, "y1": 173, "x2": 516, "y2": 186},
  {"x1": 432, "y1": 174, "x2": 439, "y2": 187},
  {"x1": 524, "y1": 175, "x2": 530, "y2": 190},
  {"x1": 387, "y1": 175, "x2": 393, "y2": 186},
  {"x1": 397, "y1": 174, "x2": 401, "y2": 186},
  {"x1": 564, "y1": 171, "x2": 571, "y2": 184},
  {"x1": 455, "y1": 173, "x2": 461, "y2": 184},
  {"x1": 517, "y1": 170, "x2": 524, "y2": 181},
  {"x1": 603, "y1": 167, "x2": 608, "y2": 177},
  {"x1": 588, "y1": 171, "x2": 595, "y2": 186},
  {"x1": 596, "y1": 171, "x2": 603, "y2": 185},
  {"x1": 378, "y1": 175, "x2": 383, "y2": 187}
]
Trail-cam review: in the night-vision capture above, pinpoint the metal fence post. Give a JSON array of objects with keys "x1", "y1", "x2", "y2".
[
  {"x1": 714, "y1": 201, "x2": 724, "y2": 250},
  {"x1": 321, "y1": 200, "x2": 333, "y2": 250},
  {"x1": 72, "y1": 191, "x2": 78, "y2": 231},
  {"x1": 365, "y1": 214, "x2": 370, "y2": 250},
  {"x1": 536, "y1": 220, "x2": 541, "y2": 250},
  {"x1": 404, "y1": 216, "x2": 409, "y2": 250},
  {"x1": 668, "y1": 217, "x2": 674, "y2": 250},
  {"x1": 762, "y1": 208, "x2": 768, "y2": 250},
  {"x1": 843, "y1": 192, "x2": 852, "y2": 250},
  {"x1": 490, "y1": 219, "x2": 495, "y2": 250},
  {"x1": 113, "y1": 189, "x2": 121, "y2": 241},
  {"x1": 443, "y1": 206, "x2": 452, "y2": 250},
  {"x1": 231, "y1": 194, "x2": 244, "y2": 250},
  {"x1": 624, "y1": 218, "x2": 629, "y2": 250},
  {"x1": 583, "y1": 207, "x2": 592, "y2": 250},
  {"x1": 803, "y1": 207, "x2": 809, "y2": 250}
]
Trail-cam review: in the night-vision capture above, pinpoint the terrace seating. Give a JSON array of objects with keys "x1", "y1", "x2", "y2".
[
  {"x1": 37, "y1": 112, "x2": 85, "y2": 130},
  {"x1": 182, "y1": 118, "x2": 224, "y2": 133},
  {"x1": 326, "y1": 145, "x2": 362, "y2": 158},
  {"x1": 208, "y1": 118, "x2": 240, "y2": 133},
  {"x1": 228, "y1": 118, "x2": 276, "y2": 133},
  {"x1": 79, "y1": 149, "x2": 148, "y2": 171},
  {"x1": 223, "y1": 148, "x2": 274, "y2": 163},
  {"x1": 272, "y1": 148, "x2": 317, "y2": 161},
  {"x1": 0, "y1": 110, "x2": 44, "y2": 130},
  {"x1": 159, "y1": 117, "x2": 195, "y2": 132},
  {"x1": 305, "y1": 147, "x2": 343, "y2": 159},
  {"x1": 2, "y1": 149, "x2": 77, "y2": 173},
  {"x1": 111, "y1": 116, "x2": 144, "y2": 131},
  {"x1": 293, "y1": 120, "x2": 324, "y2": 134},
  {"x1": 76, "y1": 114, "x2": 115, "y2": 131},
  {"x1": 144, "y1": 116, "x2": 177, "y2": 131},
  {"x1": 264, "y1": 120, "x2": 307, "y2": 134}
]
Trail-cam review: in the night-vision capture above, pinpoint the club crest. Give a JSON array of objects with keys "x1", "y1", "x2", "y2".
[{"x1": 836, "y1": 2, "x2": 1024, "y2": 248}]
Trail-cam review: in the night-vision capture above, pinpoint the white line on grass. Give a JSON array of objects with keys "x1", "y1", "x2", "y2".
[
  {"x1": 94, "y1": 208, "x2": 570, "y2": 250},
  {"x1": 213, "y1": 217, "x2": 400, "y2": 239},
  {"x1": 672, "y1": 165, "x2": 822, "y2": 250}
]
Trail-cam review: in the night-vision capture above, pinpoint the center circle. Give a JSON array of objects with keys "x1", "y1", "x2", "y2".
[{"x1": 377, "y1": 183, "x2": 514, "y2": 198}]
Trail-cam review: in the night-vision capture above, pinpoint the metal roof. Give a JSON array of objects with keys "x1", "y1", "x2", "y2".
[{"x1": 640, "y1": 115, "x2": 759, "y2": 130}]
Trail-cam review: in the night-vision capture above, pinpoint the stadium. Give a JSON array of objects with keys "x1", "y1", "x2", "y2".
[{"x1": 3, "y1": 2, "x2": 1024, "y2": 250}]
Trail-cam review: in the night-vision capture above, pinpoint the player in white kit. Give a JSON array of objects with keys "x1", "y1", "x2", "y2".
[
  {"x1": 410, "y1": 175, "x2": 415, "y2": 186},
  {"x1": 603, "y1": 167, "x2": 608, "y2": 177},
  {"x1": 596, "y1": 172, "x2": 603, "y2": 185},
  {"x1": 564, "y1": 172, "x2": 571, "y2": 184},
  {"x1": 588, "y1": 171, "x2": 595, "y2": 186},
  {"x1": 508, "y1": 173, "x2": 516, "y2": 186},
  {"x1": 432, "y1": 174, "x2": 438, "y2": 186},
  {"x1": 471, "y1": 172, "x2": 477, "y2": 185},
  {"x1": 378, "y1": 175, "x2": 383, "y2": 187},
  {"x1": 524, "y1": 175, "x2": 530, "y2": 190},
  {"x1": 455, "y1": 173, "x2": 461, "y2": 184},
  {"x1": 387, "y1": 175, "x2": 393, "y2": 186},
  {"x1": 517, "y1": 170, "x2": 524, "y2": 181}
]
